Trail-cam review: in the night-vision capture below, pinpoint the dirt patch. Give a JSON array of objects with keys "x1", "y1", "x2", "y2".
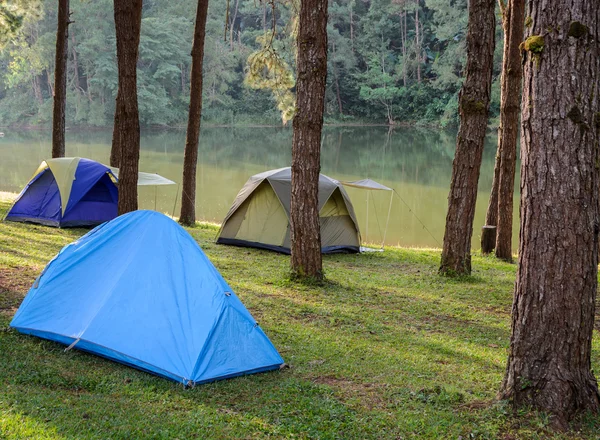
[
  {"x1": 311, "y1": 375, "x2": 387, "y2": 409},
  {"x1": 0, "y1": 266, "x2": 38, "y2": 311}
]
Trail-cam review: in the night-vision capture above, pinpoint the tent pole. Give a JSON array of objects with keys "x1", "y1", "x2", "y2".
[
  {"x1": 154, "y1": 186, "x2": 157, "y2": 211},
  {"x1": 365, "y1": 190, "x2": 369, "y2": 244},
  {"x1": 172, "y1": 183, "x2": 180, "y2": 219},
  {"x1": 382, "y1": 190, "x2": 393, "y2": 249}
]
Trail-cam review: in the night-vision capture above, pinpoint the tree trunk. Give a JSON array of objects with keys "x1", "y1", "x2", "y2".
[
  {"x1": 110, "y1": 108, "x2": 121, "y2": 167},
  {"x1": 439, "y1": 0, "x2": 495, "y2": 276},
  {"x1": 499, "y1": 1, "x2": 600, "y2": 425},
  {"x1": 481, "y1": 150, "x2": 500, "y2": 253},
  {"x1": 52, "y1": 0, "x2": 70, "y2": 159},
  {"x1": 290, "y1": 0, "x2": 328, "y2": 280},
  {"x1": 494, "y1": 0, "x2": 524, "y2": 261},
  {"x1": 70, "y1": 28, "x2": 82, "y2": 93},
  {"x1": 179, "y1": 0, "x2": 209, "y2": 227},
  {"x1": 349, "y1": 2, "x2": 354, "y2": 53},
  {"x1": 113, "y1": 0, "x2": 142, "y2": 215},
  {"x1": 33, "y1": 75, "x2": 43, "y2": 105},
  {"x1": 332, "y1": 42, "x2": 343, "y2": 115},
  {"x1": 399, "y1": 10, "x2": 407, "y2": 87},
  {"x1": 228, "y1": 0, "x2": 239, "y2": 51},
  {"x1": 414, "y1": 0, "x2": 421, "y2": 84}
]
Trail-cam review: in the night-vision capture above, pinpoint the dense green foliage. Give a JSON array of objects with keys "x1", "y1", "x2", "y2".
[{"x1": 0, "y1": 0, "x2": 502, "y2": 127}]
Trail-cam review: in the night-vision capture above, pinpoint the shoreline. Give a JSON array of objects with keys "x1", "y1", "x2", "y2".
[{"x1": 0, "y1": 120, "x2": 442, "y2": 132}]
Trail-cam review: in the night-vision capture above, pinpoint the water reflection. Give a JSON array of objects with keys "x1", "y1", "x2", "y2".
[{"x1": 0, "y1": 127, "x2": 518, "y2": 249}]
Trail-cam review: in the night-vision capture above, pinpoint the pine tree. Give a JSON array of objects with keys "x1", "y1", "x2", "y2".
[
  {"x1": 439, "y1": 0, "x2": 495, "y2": 276},
  {"x1": 51, "y1": 0, "x2": 70, "y2": 159},
  {"x1": 499, "y1": 0, "x2": 600, "y2": 425},
  {"x1": 112, "y1": 0, "x2": 142, "y2": 214},
  {"x1": 290, "y1": 0, "x2": 329, "y2": 280},
  {"x1": 179, "y1": 0, "x2": 209, "y2": 226}
]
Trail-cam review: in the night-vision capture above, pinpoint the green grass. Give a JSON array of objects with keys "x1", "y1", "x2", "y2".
[{"x1": 0, "y1": 193, "x2": 599, "y2": 439}]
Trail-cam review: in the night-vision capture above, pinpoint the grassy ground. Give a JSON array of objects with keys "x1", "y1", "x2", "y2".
[{"x1": 0, "y1": 193, "x2": 599, "y2": 439}]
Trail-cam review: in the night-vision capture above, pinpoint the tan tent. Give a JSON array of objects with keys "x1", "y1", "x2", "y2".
[{"x1": 217, "y1": 167, "x2": 361, "y2": 254}]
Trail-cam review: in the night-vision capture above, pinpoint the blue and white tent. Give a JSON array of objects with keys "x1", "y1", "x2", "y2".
[
  {"x1": 10, "y1": 210, "x2": 284, "y2": 385},
  {"x1": 5, "y1": 157, "x2": 175, "y2": 228}
]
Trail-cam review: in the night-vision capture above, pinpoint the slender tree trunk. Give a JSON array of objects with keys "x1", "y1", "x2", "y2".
[
  {"x1": 414, "y1": 0, "x2": 421, "y2": 84},
  {"x1": 332, "y1": 42, "x2": 343, "y2": 114},
  {"x1": 499, "y1": 1, "x2": 600, "y2": 425},
  {"x1": 290, "y1": 0, "x2": 328, "y2": 280},
  {"x1": 349, "y1": 2, "x2": 354, "y2": 53},
  {"x1": 33, "y1": 75, "x2": 43, "y2": 105},
  {"x1": 494, "y1": 0, "x2": 524, "y2": 261},
  {"x1": 228, "y1": 0, "x2": 239, "y2": 51},
  {"x1": 481, "y1": 150, "x2": 500, "y2": 253},
  {"x1": 439, "y1": 0, "x2": 495, "y2": 276},
  {"x1": 179, "y1": 0, "x2": 209, "y2": 226},
  {"x1": 52, "y1": 0, "x2": 70, "y2": 159},
  {"x1": 85, "y1": 69, "x2": 92, "y2": 102},
  {"x1": 399, "y1": 10, "x2": 407, "y2": 87},
  {"x1": 45, "y1": 71, "x2": 54, "y2": 99},
  {"x1": 70, "y1": 28, "x2": 81, "y2": 93},
  {"x1": 113, "y1": 0, "x2": 142, "y2": 214}
]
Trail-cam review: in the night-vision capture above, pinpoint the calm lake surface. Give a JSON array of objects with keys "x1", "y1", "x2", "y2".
[{"x1": 0, "y1": 127, "x2": 519, "y2": 249}]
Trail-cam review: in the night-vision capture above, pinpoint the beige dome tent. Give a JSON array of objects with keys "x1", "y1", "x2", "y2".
[{"x1": 216, "y1": 167, "x2": 361, "y2": 254}]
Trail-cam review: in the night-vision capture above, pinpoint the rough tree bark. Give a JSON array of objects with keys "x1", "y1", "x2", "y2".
[
  {"x1": 51, "y1": 0, "x2": 70, "y2": 159},
  {"x1": 290, "y1": 0, "x2": 328, "y2": 280},
  {"x1": 179, "y1": 0, "x2": 209, "y2": 226},
  {"x1": 481, "y1": 0, "x2": 525, "y2": 257},
  {"x1": 494, "y1": 0, "x2": 524, "y2": 261},
  {"x1": 112, "y1": 0, "x2": 142, "y2": 214},
  {"x1": 499, "y1": 1, "x2": 600, "y2": 425},
  {"x1": 439, "y1": 0, "x2": 495, "y2": 276}
]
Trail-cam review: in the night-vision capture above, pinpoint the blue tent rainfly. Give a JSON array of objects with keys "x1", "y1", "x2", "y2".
[
  {"x1": 10, "y1": 210, "x2": 284, "y2": 385},
  {"x1": 4, "y1": 157, "x2": 175, "y2": 228}
]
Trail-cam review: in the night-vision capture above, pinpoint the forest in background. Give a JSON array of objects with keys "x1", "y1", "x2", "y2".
[{"x1": 0, "y1": 0, "x2": 503, "y2": 128}]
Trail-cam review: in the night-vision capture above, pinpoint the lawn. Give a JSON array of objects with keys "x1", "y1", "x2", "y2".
[{"x1": 0, "y1": 192, "x2": 599, "y2": 439}]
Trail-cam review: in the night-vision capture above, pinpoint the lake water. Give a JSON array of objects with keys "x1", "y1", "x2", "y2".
[{"x1": 0, "y1": 127, "x2": 519, "y2": 249}]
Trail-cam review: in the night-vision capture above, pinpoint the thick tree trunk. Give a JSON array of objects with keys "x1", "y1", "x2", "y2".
[
  {"x1": 52, "y1": 0, "x2": 70, "y2": 159},
  {"x1": 110, "y1": 108, "x2": 121, "y2": 167},
  {"x1": 179, "y1": 0, "x2": 209, "y2": 226},
  {"x1": 439, "y1": 0, "x2": 495, "y2": 276},
  {"x1": 494, "y1": 0, "x2": 524, "y2": 261},
  {"x1": 499, "y1": 0, "x2": 600, "y2": 425},
  {"x1": 113, "y1": 0, "x2": 142, "y2": 215},
  {"x1": 290, "y1": 0, "x2": 328, "y2": 280},
  {"x1": 481, "y1": 150, "x2": 500, "y2": 253}
]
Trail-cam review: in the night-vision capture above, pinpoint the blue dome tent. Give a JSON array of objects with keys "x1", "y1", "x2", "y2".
[
  {"x1": 10, "y1": 210, "x2": 284, "y2": 385},
  {"x1": 4, "y1": 157, "x2": 175, "y2": 227}
]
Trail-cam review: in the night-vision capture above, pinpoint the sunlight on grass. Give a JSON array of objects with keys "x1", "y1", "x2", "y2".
[
  {"x1": 0, "y1": 194, "x2": 599, "y2": 439},
  {"x1": 0, "y1": 410, "x2": 64, "y2": 439}
]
